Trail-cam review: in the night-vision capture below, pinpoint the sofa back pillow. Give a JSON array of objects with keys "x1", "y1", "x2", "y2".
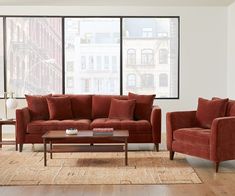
[
  {"x1": 25, "y1": 94, "x2": 52, "y2": 120},
  {"x1": 196, "y1": 97, "x2": 228, "y2": 128},
  {"x1": 128, "y1": 92, "x2": 155, "y2": 121},
  {"x1": 46, "y1": 96, "x2": 73, "y2": 120},
  {"x1": 92, "y1": 95, "x2": 127, "y2": 119},
  {"x1": 108, "y1": 98, "x2": 136, "y2": 120}
]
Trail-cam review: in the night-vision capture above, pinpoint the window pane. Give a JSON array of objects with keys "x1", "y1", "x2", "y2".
[
  {"x1": 123, "y1": 18, "x2": 179, "y2": 98},
  {"x1": 0, "y1": 18, "x2": 4, "y2": 97},
  {"x1": 65, "y1": 18, "x2": 120, "y2": 95},
  {"x1": 6, "y1": 17, "x2": 62, "y2": 96}
]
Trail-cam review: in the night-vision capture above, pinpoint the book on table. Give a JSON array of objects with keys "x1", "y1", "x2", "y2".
[{"x1": 92, "y1": 128, "x2": 114, "y2": 136}]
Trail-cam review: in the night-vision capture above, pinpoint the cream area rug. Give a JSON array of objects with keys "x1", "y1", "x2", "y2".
[{"x1": 0, "y1": 148, "x2": 201, "y2": 185}]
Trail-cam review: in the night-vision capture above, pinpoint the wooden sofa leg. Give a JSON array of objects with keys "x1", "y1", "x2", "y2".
[
  {"x1": 90, "y1": 143, "x2": 94, "y2": 146},
  {"x1": 19, "y1": 144, "x2": 23, "y2": 152},
  {"x1": 170, "y1": 151, "x2": 175, "y2": 160},
  {"x1": 215, "y1": 162, "x2": 220, "y2": 173},
  {"x1": 155, "y1": 143, "x2": 159, "y2": 152}
]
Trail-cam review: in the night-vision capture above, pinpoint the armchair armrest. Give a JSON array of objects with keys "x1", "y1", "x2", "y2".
[
  {"x1": 16, "y1": 107, "x2": 31, "y2": 144},
  {"x1": 150, "y1": 106, "x2": 161, "y2": 143},
  {"x1": 166, "y1": 110, "x2": 196, "y2": 150},
  {"x1": 210, "y1": 117, "x2": 235, "y2": 162}
]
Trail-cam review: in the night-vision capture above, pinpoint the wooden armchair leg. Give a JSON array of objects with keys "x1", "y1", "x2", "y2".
[
  {"x1": 215, "y1": 162, "x2": 220, "y2": 173},
  {"x1": 170, "y1": 151, "x2": 175, "y2": 160}
]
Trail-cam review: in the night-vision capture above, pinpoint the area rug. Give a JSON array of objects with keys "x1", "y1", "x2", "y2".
[{"x1": 0, "y1": 149, "x2": 201, "y2": 185}]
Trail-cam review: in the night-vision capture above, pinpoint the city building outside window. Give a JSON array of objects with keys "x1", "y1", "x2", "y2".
[
  {"x1": 141, "y1": 49, "x2": 154, "y2": 65},
  {"x1": 127, "y1": 49, "x2": 136, "y2": 65},
  {"x1": 127, "y1": 74, "x2": 136, "y2": 88},
  {"x1": 159, "y1": 73, "x2": 168, "y2": 87},
  {"x1": 159, "y1": 49, "x2": 169, "y2": 64},
  {"x1": 142, "y1": 74, "x2": 154, "y2": 88},
  {"x1": 142, "y1": 28, "x2": 153, "y2": 38}
]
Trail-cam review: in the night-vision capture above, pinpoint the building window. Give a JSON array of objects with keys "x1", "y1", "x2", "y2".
[
  {"x1": 142, "y1": 74, "x2": 154, "y2": 88},
  {"x1": 6, "y1": 17, "x2": 62, "y2": 96},
  {"x1": 159, "y1": 73, "x2": 168, "y2": 87},
  {"x1": 141, "y1": 49, "x2": 154, "y2": 65},
  {"x1": 159, "y1": 49, "x2": 168, "y2": 64},
  {"x1": 127, "y1": 74, "x2": 136, "y2": 87},
  {"x1": 96, "y1": 56, "x2": 102, "y2": 70},
  {"x1": 127, "y1": 49, "x2": 136, "y2": 65},
  {"x1": 104, "y1": 56, "x2": 109, "y2": 69}
]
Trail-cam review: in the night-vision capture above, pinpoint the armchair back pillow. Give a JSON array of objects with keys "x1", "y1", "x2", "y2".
[{"x1": 196, "y1": 97, "x2": 228, "y2": 128}]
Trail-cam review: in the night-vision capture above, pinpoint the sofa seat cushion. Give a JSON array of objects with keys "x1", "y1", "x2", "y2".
[
  {"x1": 27, "y1": 119, "x2": 91, "y2": 134},
  {"x1": 90, "y1": 118, "x2": 151, "y2": 134},
  {"x1": 173, "y1": 127, "x2": 211, "y2": 146}
]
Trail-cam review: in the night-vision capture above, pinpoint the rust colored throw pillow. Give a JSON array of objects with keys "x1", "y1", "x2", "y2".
[
  {"x1": 25, "y1": 94, "x2": 52, "y2": 120},
  {"x1": 108, "y1": 98, "x2": 136, "y2": 120},
  {"x1": 46, "y1": 96, "x2": 73, "y2": 120},
  {"x1": 128, "y1": 92, "x2": 155, "y2": 120},
  {"x1": 196, "y1": 97, "x2": 228, "y2": 128}
]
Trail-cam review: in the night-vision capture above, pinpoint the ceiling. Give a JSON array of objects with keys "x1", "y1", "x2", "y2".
[{"x1": 0, "y1": 0, "x2": 235, "y2": 6}]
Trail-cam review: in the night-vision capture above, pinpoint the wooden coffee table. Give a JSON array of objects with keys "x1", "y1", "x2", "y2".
[{"x1": 42, "y1": 130, "x2": 129, "y2": 166}]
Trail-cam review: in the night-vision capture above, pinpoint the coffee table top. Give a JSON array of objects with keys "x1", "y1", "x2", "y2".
[{"x1": 42, "y1": 130, "x2": 129, "y2": 139}]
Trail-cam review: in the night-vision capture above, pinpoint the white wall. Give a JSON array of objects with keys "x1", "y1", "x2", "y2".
[
  {"x1": 0, "y1": 6, "x2": 228, "y2": 132},
  {"x1": 228, "y1": 2, "x2": 235, "y2": 98}
]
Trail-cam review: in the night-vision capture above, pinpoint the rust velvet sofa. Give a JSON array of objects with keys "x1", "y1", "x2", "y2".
[
  {"x1": 166, "y1": 98, "x2": 235, "y2": 172},
  {"x1": 16, "y1": 94, "x2": 161, "y2": 152}
]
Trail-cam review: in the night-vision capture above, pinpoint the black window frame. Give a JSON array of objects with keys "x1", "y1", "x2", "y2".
[{"x1": 0, "y1": 15, "x2": 180, "y2": 100}]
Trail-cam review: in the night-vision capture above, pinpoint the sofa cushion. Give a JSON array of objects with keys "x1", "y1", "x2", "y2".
[
  {"x1": 212, "y1": 97, "x2": 235, "y2": 117},
  {"x1": 27, "y1": 119, "x2": 91, "y2": 134},
  {"x1": 108, "y1": 98, "x2": 136, "y2": 120},
  {"x1": 128, "y1": 92, "x2": 155, "y2": 121},
  {"x1": 25, "y1": 94, "x2": 52, "y2": 120},
  {"x1": 90, "y1": 118, "x2": 151, "y2": 134},
  {"x1": 196, "y1": 97, "x2": 228, "y2": 128},
  {"x1": 92, "y1": 95, "x2": 127, "y2": 119},
  {"x1": 173, "y1": 127, "x2": 211, "y2": 146},
  {"x1": 70, "y1": 95, "x2": 92, "y2": 119},
  {"x1": 46, "y1": 96, "x2": 73, "y2": 120}
]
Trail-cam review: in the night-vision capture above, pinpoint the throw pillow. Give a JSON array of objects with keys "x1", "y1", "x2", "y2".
[
  {"x1": 128, "y1": 92, "x2": 155, "y2": 120},
  {"x1": 196, "y1": 97, "x2": 228, "y2": 128},
  {"x1": 25, "y1": 94, "x2": 52, "y2": 120},
  {"x1": 108, "y1": 98, "x2": 136, "y2": 120},
  {"x1": 46, "y1": 96, "x2": 73, "y2": 120}
]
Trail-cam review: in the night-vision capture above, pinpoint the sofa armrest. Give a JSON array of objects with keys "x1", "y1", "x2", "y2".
[
  {"x1": 16, "y1": 107, "x2": 31, "y2": 144},
  {"x1": 210, "y1": 117, "x2": 235, "y2": 162},
  {"x1": 166, "y1": 110, "x2": 196, "y2": 150},
  {"x1": 150, "y1": 106, "x2": 161, "y2": 143}
]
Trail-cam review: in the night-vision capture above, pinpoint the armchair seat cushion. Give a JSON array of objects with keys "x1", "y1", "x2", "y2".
[
  {"x1": 90, "y1": 118, "x2": 152, "y2": 134},
  {"x1": 173, "y1": 127, "x2": 211, "y2": 146},
  {"x1": 27, "y1": 119, "x2": 91, "y2": 134}
]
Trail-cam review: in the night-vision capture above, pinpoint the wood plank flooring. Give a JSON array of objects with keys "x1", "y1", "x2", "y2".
[{"x1": 0, "y1": 135, "x2": 235, "y2": 196}]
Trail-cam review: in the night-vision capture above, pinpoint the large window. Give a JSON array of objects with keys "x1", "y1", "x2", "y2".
[
  {"x1": 6, "y1": 17, "x2": 62, "y2": 97},
  {"x1": 123, "y1": 18, "x2": 179, "y2": 98},
  {"x1": 65, "y1": 18, "x2": 120, "y2": 95},
  {"x1": 0, "y1": 18, "x2": 4, "y2": 97},
  {"x1": 0, "y1": 16, "x2": 179, "y2": 99}
]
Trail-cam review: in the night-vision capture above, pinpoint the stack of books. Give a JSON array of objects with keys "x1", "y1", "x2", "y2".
[{"x1": 92, "y1": 128, "x2": 114, "y2": 136}]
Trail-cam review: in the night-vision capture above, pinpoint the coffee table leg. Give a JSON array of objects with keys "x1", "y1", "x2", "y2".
[
  {"x1": 50, "y1": 141, "x2": 52, "y2": 159},
  {"x1": 125, "y1": 138, "x2": 128, "y2": 166},
  {"x1": 43, "y1": 138, "x2": 47, "y2": 166}
]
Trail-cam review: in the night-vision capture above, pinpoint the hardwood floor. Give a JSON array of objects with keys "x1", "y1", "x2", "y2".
[{"x1": 0, "y1": 135, "x2": 235, "y2": 196}]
